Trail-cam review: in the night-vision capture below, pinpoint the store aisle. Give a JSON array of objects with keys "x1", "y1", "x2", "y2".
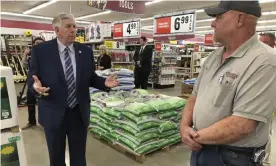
[
  {"x1": 18, "y1": 107, "x2": 191, "y2": 166},
  {"x1": 16, "y1": 84, "x2": 276, "y2": 166}
]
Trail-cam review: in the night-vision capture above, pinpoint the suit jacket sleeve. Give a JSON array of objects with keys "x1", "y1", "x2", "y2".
[
  {"x1": 28, "y1": 47, "x2": 40, "y2": 96},
  {"x1": 89, "y1": 49, "x2": 109, "y2": 91}
]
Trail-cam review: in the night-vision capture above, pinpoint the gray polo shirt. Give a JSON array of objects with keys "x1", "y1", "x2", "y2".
[{"x1": 192, "y1": 34, "x2": 276, "y2": 147}]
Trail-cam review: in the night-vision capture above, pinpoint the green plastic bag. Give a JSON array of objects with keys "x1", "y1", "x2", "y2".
[
  {"x1": 98, "y1": 111, "x2": 115, "y2": 122},
  {"x1": 118, "y1": 137, "x2": 138, "y2": 150},
  {"x1": 159, "y1": 121, "x2": 178, "y2": 133},
  {"x1": 90, "y1": 125, "x2": 107, "y2": 136},
  {"x1": 158, "y1": 111, "x2": 178, "y2": 120},
  {"x1": 97, "y1": 121, "x2": 113, "y2": 132},
  {"x1": 90, "y1": 106, "x2": 102, "y2": 114},
  {"x1": 90, "y1": 117, "x2": 100, "y2": 124},
  {"x1": 130, "y1": 89, "x2": 149, "y2": 96},
  {"x1": 124, "y1": 102, "x2": 156, "y2": 116},
  {"x1": 103, "y1": 96, "x2": 125, "y2": 107},
  {"x1": 90, "y1": 92, "x2": 109, "y2": 101},
  {"x1": 135, "y1": 128, "x2": 159, "y2": 137},
  {"x1": 159, "y1": 130, "x2": 178, "y2": 139},
  {"x1": 117, "y1": 124, "x2": 138, "y2": 135},
  {"x1": 102, "y1": 107, "x2": 121, "y2": 119},
  {"x1": 106, "y1": 131, "x2": 121, "y2": 141},
  {"x1": 121, "y1": 112, "x2": 160, "y2": 125},
  {"x1": 135, "y1": 140, "x2": 161, "y2": 154},
  {"x1": 115, "y1": 130, "x2": 140, "y2": 145},
  {"x1": 166, "y1": 97, "x2": 187, "y2": 109},
  {"x1": 145, "y1": 100, "x2": 174, "y2": 112}
]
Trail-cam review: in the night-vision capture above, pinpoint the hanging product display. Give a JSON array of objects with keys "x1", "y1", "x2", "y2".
[{"x1": 85, "y1": 21, "x2": 112, "y2": 42}]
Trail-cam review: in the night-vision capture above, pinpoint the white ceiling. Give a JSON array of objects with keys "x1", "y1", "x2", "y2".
[{"x1": 1, "y1": 0, "x2": 276, "y2": 34}]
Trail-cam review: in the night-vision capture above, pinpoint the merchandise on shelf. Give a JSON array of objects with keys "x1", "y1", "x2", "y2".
[
  {"x1": 1, "y1": 130, "x2": 27, "y2": 166},
  {"x1": 150, "y1": 46, "x2": 177, "y2": 87},
  {"x1": 1, "y1": 66, "x2": 19, "y2": 129},
  {"x1": 89, "y1": 89, "x2": 186, "y2": 155}
]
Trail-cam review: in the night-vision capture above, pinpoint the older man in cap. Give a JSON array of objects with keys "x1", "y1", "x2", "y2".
[{"x1": 180, "y1": 1, "x2": 276, "y2": 166}]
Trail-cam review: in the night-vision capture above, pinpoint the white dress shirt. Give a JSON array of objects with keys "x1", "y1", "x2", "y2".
[{"x1": 57, "y1": 38, "x2": 77, "y2": 81}]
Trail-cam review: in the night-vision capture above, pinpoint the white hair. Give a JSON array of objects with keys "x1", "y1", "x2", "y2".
[{"x1": 52, "y1": 13, "x2": 75, "y2": 28}]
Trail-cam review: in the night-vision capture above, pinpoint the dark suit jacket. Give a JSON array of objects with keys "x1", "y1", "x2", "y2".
[
  {"x1": 97, "y1": 54, "x2": 111, "y2": 70},
  {"x1": 133, "y1": 45, "x2": 153, "y2": 72},
  {"x1": 28, "y1": 38, "x2": 108, "y2": 129}
]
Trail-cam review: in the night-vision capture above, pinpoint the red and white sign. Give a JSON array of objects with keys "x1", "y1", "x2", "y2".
[
  {"x1": 204, "y1": 34, "x2": 214, "y2": 45},
  {"x1": 113, "y1": 24, "x2": 123, "y2": 38},
  {"x1": 113, "y1": 19, "x2": 141, "y2": 39},
  {"x1": 154, "y1": 10, "x2": 196, "y2": 37},
  {"x1": 155, "y1": 43, "x2": 162, "y2": 51}
]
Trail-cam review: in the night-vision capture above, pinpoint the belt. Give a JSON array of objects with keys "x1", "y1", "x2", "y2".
[{"x1": 203, "y1": 144, "x2": 265, "y2": 155}]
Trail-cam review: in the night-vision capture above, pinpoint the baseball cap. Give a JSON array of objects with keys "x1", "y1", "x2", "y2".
[{"x1": 204, "y1": 1, "x2": 262, "y2": 18}]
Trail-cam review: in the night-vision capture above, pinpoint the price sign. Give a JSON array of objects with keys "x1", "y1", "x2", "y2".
[
  {"x1": 170, "y1": 14, "x2": 194, "y2": 33},
  {"x1": 154, "y1": 10, "x2": 196, "y2": 37},
  {"x1": 112, "y1": 41, "x2": 125, "y2": 50},
  {"x1": 123, "y1": 21, "x2": 140, "y2": 37},
  {"x1": 113, "y1": 19, "x2": 141, "y2": 39},
  {"x1": 161, "y1": 43, "x2": 171, "y2": 51}
]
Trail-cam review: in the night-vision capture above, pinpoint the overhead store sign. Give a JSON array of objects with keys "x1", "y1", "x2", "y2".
[
  {"x1": 87, "y1": 0, "x2": 146, "y2": 14},
  {"x1": 113, "y1": 19, "x2": 141, "y2": 39},
  {"x1": 153, "y1": 10, "x2": 196, "y2": 37}
]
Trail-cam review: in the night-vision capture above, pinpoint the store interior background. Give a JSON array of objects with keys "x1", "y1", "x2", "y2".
[{"x1": 1, "y1": 0, "x2": 276, "y2": 165}]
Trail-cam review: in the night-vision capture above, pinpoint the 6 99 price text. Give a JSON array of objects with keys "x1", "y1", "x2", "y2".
[{"x1": 170, "y1": 14, "x2": 194, "y2": 33}]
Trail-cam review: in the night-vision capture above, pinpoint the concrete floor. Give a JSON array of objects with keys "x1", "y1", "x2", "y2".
[{"x1": 15, "y1": 83, "x2": 276, "y2": 166}]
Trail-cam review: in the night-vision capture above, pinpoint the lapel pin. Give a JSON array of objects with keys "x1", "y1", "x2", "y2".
[{"x1": 79, "y1": 50, "x2": 82, "y2": 54}]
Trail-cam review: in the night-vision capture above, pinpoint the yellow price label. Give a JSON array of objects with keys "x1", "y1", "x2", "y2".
[{"x1": 104, "y1": 41, "x2": 114, "y2": 49}]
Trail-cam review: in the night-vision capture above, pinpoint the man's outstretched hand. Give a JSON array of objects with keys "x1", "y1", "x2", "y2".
[
  {"x1": 32, "y1": 75, "x2": 50, "y2": 96},
  {"x1": 105, "y1": 73, "x2": 119, "y2": 88}
]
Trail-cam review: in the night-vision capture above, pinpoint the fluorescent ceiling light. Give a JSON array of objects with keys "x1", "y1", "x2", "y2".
[
  {"x1": 258, "y1": 19, "x2": 276, "y2": 23},
  {"x1": 0, "y1": 12, "x2": 91, "y2": 24},
  {"x1": 259, "y1": 0, "x2": 276, "y2": 3},
  {"x1": 145, "y1": 0, "x2": 163, "y2": 6},
  {"x1": 141, "y1": 17, "x2": 154, "y2": 21},
  {"x1": 23, "y1": 0, "x2": 58, "y2": 14},
  {"x1": 257, "y1": 25, "x2": 276, "y2": 29},
  {"x1": 1, "y1": 12, "x2": 53, "y2": 20},
  {"x1": 76, "y1": 10, "x2": 111, "y2": 20},
  {"x1": 262, "y1": 11, "x2": 276, "y2": 15},
  {"x1": 143, "y1": 25, "x2": 153, "y2": 28},
  {"x1": 196, "y1": 9, "x2": 204, "y2": 13}
]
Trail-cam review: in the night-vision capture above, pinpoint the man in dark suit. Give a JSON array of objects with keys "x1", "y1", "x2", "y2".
[
  {"x1": 28, "y1": 13, "x2": 118, "y2": 166},
  {"x1": 133, "y1": 36, "x2": 153, "y2": 89}
]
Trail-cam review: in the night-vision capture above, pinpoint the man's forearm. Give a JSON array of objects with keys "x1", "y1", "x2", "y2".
[
  {"x1": 194, "y1": 115, "x2": 257, "y2": 145},
  {"x1": 181, "y1": 96, "x2": 196, "y2": 127}
]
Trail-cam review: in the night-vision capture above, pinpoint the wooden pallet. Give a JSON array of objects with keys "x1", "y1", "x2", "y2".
[{"x1": 90, "y1": 132, "x2": 181, "y2": 163}]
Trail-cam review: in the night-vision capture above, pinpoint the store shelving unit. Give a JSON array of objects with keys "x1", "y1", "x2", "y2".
[
  {"x1": 149, "y1": 43, "x2": 178, "y2": 89},
  {"x1": 0, "y1": 34, "x2": 32, "y2": 83}
]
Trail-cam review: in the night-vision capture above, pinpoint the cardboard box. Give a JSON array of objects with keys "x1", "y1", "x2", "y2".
[
  {"x1": 181, "y1": 83, "x2": 194, "y2": 94},
  {"x1": 1, "y1": 66, "x2": 19, "y2": 129},
  {"x1": 1, "y1": 130, "x2": 27, "y2": 166}
]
